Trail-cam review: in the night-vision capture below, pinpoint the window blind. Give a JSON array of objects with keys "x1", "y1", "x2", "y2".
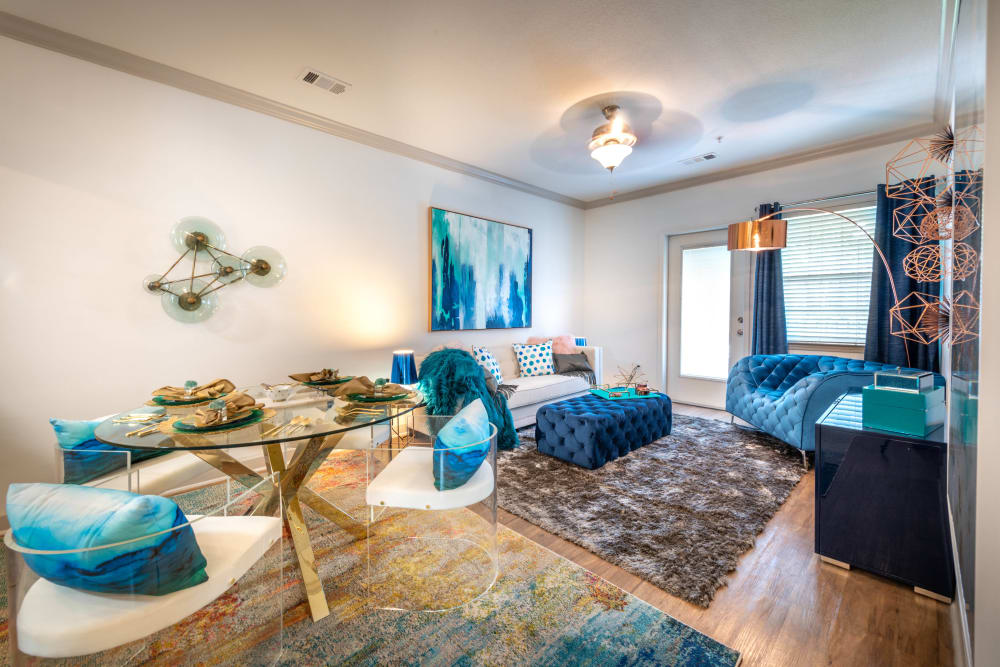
[{"x1": 780, "y1": 204, "x2": 877, "y2": 345}]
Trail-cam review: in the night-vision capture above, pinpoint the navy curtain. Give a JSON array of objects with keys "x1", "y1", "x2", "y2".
[
  {"x1": 864, "y1": 180, "x2": 939, "y2": 372},
  {"x1": 751, "y1": 202, "x2": 788, "y2": 355}
]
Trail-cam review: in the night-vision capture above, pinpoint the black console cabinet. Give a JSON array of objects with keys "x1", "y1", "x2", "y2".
[{"x1": 814, "y1": 392, "x2": 954, "y2": 600}]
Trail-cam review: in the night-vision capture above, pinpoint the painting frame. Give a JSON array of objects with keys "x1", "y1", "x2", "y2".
[{"x1": 428, "y1": 207, "x2": 533, "y2": 331}]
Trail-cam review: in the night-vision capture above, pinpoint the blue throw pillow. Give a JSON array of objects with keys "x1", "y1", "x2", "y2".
[
  {"x1": 433, "y1": 399, "x2": 492, "y2": 491},
  {"x1": 52, "y1": 414, "x2": 168, "y2": 484},
  {"x1": 7, "y1": 483, "x2": 208, "y2": 596}
]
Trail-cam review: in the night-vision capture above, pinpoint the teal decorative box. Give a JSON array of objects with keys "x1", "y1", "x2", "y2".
[{"x1": 861, "y1": 384, "x2": 945, "y2": 436}]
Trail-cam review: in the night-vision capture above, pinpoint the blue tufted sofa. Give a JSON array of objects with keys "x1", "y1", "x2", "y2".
[{"x1": 726, "y1": 355, "x2": 944, "y2": 455}]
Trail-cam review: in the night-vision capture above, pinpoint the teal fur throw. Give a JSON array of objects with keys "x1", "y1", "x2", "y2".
[{"x1": 419, "y1": 349, "x2": 519, "y2": 450}]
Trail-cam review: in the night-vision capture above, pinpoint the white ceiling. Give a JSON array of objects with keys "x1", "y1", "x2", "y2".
[{"x1": 0, "y1": 0, "x2": 943, "y2": 204}]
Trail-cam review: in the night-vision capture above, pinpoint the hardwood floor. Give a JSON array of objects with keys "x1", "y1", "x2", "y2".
[{"x1": 499, "y1": 402, "x2": 953, "y2": 666}]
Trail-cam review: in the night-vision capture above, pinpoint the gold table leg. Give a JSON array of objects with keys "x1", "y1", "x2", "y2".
[
  {"x1": 263, "y1": 443, "x2": 329, "y2": 622},
  {"x1": 181, "y1": 429, "x2": 361, "y2": 623}
]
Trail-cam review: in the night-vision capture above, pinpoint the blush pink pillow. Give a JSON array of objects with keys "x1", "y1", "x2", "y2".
[{"x1": 527, "y1": 335, "x2": 576, "y2": 355}]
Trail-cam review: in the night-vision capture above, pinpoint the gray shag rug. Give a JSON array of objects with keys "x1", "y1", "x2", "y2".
[{"x1": 497, "y1": 414, "x2": 805, "y2": 607}]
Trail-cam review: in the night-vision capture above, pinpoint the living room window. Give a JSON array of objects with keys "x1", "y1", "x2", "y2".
[{"x1": 780, "y1": 203, "x2": 877, "y2": 346}]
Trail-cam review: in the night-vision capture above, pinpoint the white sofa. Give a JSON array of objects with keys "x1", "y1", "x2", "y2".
[{"x1": 419, "y1": 343, "x2": 603, "y2": 428}]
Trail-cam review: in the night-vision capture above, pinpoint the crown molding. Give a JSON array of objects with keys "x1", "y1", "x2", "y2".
[
  {"x1": 0, "y1": 11, "x2": 587, "y2": 209},
  {"x1": 0, "y1": 11, "x2": 947, "y2": 214},
  {"x1": 581, "y1": 121, "x2": 941, "y2": 209}
]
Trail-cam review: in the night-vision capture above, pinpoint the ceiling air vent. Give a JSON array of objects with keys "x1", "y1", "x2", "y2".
[
  {"x1": 299, "y1": 68, "x2": 351, "y2": 95},
  {"x1": 678, "y1": 152, "x2": 718, "y2": 167}
]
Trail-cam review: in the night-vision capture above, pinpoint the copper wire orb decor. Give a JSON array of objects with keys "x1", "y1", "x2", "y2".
[
  {"x1": 919, "y1": 203, "x2": 979, "y2": 242},
  {"x1": 883, "y1": 125, "x2": 983, "y2": 346},
  {"x1": 951, "y1": 243, "x2": 980, "y2": 281},
  {"x1": 902, "y1": 245, "x2": 945, "y2": 283}
]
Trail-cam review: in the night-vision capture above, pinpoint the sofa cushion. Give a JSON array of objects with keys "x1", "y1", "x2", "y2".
[
  {"x1": 513, "y1": 340, "x2": 556, "y2": 377},
  {"x1": 505, "y1": 374, "x2": 589, "y2": 409},
  {"x1": 528, "y1": 335, "x2": 577, "y2": 355},
  {"x1": 472, "y1": 345, "x2": 504, "y2": 384},
  {"x1": 52, "y1": 414, "x2": 170, "y2": 485},
  {"x1": 7, "y1": 483, "x2": 208, "y2": 596},
  {"x1": 433, "y1": 399, "x2": 493, "y2": 491}
]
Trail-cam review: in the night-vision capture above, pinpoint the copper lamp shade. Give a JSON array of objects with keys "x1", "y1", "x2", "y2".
[{"x1": 727, "y1": 218, "x2": 787, "y2": 251}]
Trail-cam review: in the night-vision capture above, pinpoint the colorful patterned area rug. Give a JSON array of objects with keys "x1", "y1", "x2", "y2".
[{"x1": 0, "y1": 450, "x2": 740, "y2": 666}]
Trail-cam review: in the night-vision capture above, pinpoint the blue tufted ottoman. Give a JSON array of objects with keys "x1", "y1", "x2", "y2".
[{"x1": 535, "y1": 393, "x2": 672, "y2": 469}]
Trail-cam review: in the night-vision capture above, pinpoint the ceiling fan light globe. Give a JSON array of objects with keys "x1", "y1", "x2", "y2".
[{"x1": 590, "y1": 142, "x2": 633, "y2": 171}]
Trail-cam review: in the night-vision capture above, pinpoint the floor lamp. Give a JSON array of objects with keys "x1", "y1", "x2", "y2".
[{"x1": 727, "y1": 207, "x2": 910, "y2": 367}]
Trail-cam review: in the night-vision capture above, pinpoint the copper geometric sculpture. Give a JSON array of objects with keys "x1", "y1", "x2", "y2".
[
  {"x1": 889, "y1": 292, "x2": 950, "y2": 345},
  {"x1": 919, "y1": 202, "x2": 979, "y2": 242},
  {"x1": 892, "y1": 195, "x2": 937, "y2": 244},
  {"x1": 902, "y1": 245, "x2": 944, "y2": 283},
  {"x1": 951, "y1": 243, "x2": 979, "y2": 281},
  {"x1": 885, "y1": 137, "x2": 947, "y2": 203},
  {"x1": 952, "y1": 125, "x2": 985, "y2": 171},
  {"x1": 885, "y1": 125, "x2": 983, "y2": 204},
  {"x1": 950, "y1": 289, "x2": 981, "y2": 345}
]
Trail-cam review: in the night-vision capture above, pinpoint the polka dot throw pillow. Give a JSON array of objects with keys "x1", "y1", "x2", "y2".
[
  {"x1": 512, "y1": 340, "x2": 555, "y2": 377},
  {"x1": 472, "y1": 345, "x2": 504, "y2": 384}
]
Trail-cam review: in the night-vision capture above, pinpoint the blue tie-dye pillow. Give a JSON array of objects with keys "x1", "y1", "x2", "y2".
[
  {"x1": 52, "y1": 414, "x2": 168, "y2": 484},
  {"x1": 7, "y1": 483, "x2": 208, "y2": 596},
  {"x1": 472, "y1": 345, "x2": 504, "y2": 384},
  {"x1": 512, "y1": 340, "x2": 555, "y2": 377},
  {"x1": 433, "y1": 399, "x2": 492, "y2": 490}
]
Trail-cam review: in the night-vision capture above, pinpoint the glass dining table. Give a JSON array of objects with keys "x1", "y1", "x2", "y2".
[{"x1": 94, "y1": 389, "x2": 424, "y2": 622}]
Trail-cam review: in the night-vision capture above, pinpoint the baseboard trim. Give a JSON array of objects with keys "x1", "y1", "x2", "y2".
[{"x1": 947, "y1": 496, "x2": 973, "y2": 667}]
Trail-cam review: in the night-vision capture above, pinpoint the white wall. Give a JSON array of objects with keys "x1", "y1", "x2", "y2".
[
  {"x1": 973, "y1": 2, "x2": 1000, "y2": 663},
  {"x1": 582, "y1": 143, "x2": 904, "y2": 389},
  {"x1": 0, "y1": 37, "x2": 584, "y2": 509}
]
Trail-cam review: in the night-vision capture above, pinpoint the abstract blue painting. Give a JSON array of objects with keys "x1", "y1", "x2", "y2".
[{"x1": 430, "y1": 208, "x2": 532, "y2": 330}]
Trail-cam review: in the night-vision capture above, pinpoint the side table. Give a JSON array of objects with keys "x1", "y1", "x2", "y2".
[{"x1": 814, "y1": 391, "x2": 954, "y2": 601}]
